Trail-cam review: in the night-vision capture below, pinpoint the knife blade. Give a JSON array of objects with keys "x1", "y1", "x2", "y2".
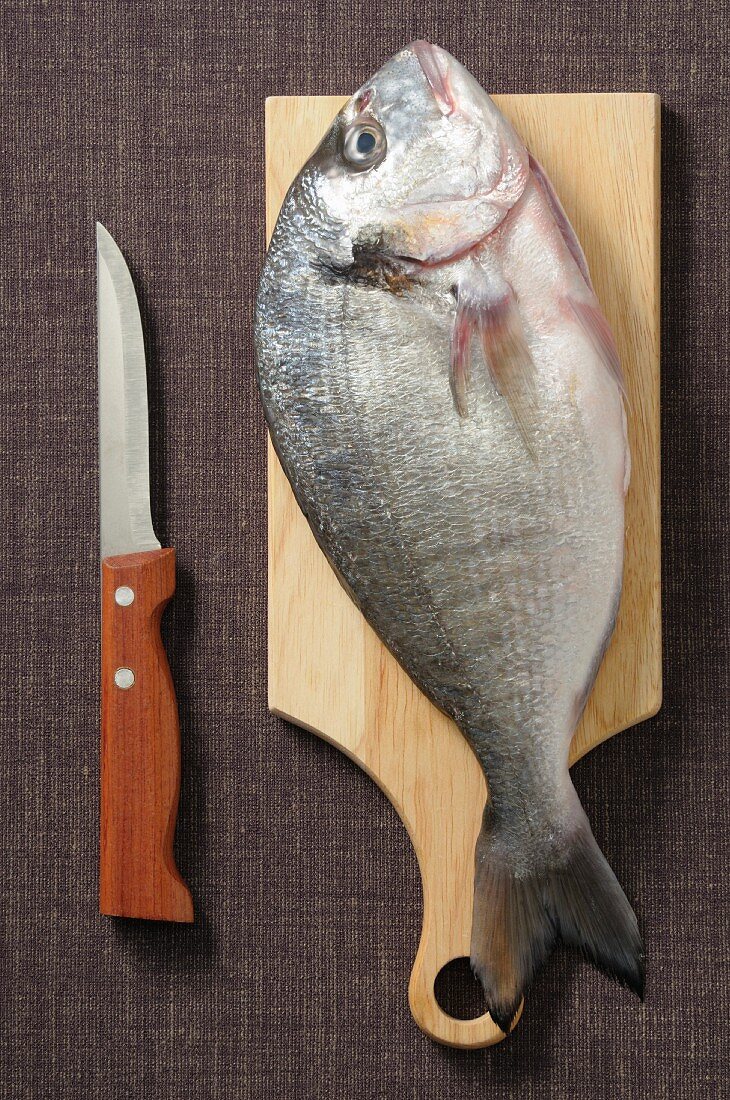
[{"x1": 97, "y1": 223, "x2": 193, "y2": 922}]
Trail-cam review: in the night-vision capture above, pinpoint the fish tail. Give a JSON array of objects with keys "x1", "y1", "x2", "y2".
[{"x1": 470, "y1": 793, "x2": 644, "y2": 1034}]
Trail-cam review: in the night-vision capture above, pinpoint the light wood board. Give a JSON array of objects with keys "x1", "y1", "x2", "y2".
[{"x1": 265, "y1": 94, "x2": 661, "y2": 1048}]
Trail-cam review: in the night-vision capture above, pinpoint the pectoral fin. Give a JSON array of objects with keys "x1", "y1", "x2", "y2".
[
  {"x1": 449, "y1": 298, "x2": 474, "y2": 417},
  {"x1": 451, "y1": 272, "x2": 539, "y2": 461},
  {"x1": 478, "y1": 287, "x2": 539, "y2": 459}
]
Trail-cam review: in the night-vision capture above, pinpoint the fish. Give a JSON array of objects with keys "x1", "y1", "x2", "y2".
[{"x1": 254, "y1": 42, "x2": 642, "y2": 1032}]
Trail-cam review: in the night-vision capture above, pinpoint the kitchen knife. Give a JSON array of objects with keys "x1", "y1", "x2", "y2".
[{"x1": 97, "y1": 223, "x2": 193, "y2": 922}]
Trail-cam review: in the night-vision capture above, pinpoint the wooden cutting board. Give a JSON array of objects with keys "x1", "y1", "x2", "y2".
[{"x1": 265, "y1": 94, "x2": 661, "y2": 1048}]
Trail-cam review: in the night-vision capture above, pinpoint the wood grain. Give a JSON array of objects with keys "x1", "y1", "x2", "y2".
[
  {"x1": 100, "y1": 548, "x2": 194, "y2": 923},
  {"x1": 265, "y1": 94, "x2": 661, "y2": 1047}
]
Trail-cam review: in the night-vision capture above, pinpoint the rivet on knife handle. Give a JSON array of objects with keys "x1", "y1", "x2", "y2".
[{"x1": 100, "y1": 548, "x2": 193, "y2": 921}]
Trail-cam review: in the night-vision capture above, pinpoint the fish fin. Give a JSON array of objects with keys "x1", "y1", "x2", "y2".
[
  {"x1": 449, "y1": 295, "x2": 474, "y2": 417},
  {"x1": 471, "y1": 793, "x2": 644, "y2": 1033},
  {"x1": 452, "y1": 274, "x2": 539, "y2": 457},
  {"x1": 528, "y1": 152, "x2": 594, "y2": 291},
  {"x1": 567, "y1": 295, "x2": 627, "y2": 398},
  {"x1": 476, "y1": 285, "x2": 540, "y2": 461}
]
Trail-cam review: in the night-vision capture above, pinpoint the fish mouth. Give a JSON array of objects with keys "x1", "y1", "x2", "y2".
[{"x1": 410, "y1": 40, "x2": 457, "y2": 116}]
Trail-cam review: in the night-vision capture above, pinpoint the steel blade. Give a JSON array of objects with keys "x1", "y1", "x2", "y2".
[{"x1": 97, "y1": 223, "x2": 160, "y2": 559}]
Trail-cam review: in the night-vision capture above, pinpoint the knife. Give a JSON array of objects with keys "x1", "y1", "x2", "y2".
[{"x1": 97, "y1": 223, "x2": 193, "y2": 922}]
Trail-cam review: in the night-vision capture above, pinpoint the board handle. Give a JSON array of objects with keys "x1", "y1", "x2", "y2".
[
  {"x1": 404, "y1": 780, "x2": 523, "y2": 1047},
  {"x1": 100, "y1": 547, "x2": 193, "y2": 922},
  {"x1": 408, "y1": 928, "x2": 523, "y2": 1048}
]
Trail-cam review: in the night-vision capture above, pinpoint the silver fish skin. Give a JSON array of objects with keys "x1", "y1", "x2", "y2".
[{"x1": 255, "y1": 42, "x2": 642, "y2": 1031}]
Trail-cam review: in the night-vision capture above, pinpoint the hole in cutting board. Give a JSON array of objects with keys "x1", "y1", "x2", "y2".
[{"x1": 434, "y1": 957, "x2": 487, "y2": 1020}]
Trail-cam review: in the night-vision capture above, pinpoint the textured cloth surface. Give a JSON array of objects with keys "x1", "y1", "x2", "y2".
[{"x1": 1, "y1": 2, "x2": 728, "y2": 1097}]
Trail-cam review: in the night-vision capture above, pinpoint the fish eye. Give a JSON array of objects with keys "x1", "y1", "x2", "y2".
[
  {"x1": 357, "y1": 130, "x2": 376, "y2": 154},
  {"x1": 343, "y1": 121, "x2": 386, "y2": 169}
]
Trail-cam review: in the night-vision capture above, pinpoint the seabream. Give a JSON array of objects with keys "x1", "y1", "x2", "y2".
[{"x1": 255, "y1": 42, "x2": 642, "y2": 1032}]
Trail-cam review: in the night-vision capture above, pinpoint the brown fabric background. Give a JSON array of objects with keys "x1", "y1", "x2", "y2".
[{"x1": 1, "y1": 1, "x2": 728, "y2": 1096}]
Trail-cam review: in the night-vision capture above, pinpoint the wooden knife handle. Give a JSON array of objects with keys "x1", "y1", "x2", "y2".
[{"x1": 100, "y1": 547, "x2": 194, "y2": 922}]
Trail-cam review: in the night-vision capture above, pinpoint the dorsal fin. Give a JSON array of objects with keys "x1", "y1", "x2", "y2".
[
  {"x1": 529, "y1": 152, "x2": 594, "y2": 291},
  {"x1": 528, "y1": 153, "x2": 625, "y2": 398},
  {"x1": 567, "y1": 295, "x2": 627, "y2": 398}
]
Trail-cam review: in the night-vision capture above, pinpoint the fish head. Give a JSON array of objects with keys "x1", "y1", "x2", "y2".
[{"x1": 308, "y1": 43, "x2": 529, "y2": 267}]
